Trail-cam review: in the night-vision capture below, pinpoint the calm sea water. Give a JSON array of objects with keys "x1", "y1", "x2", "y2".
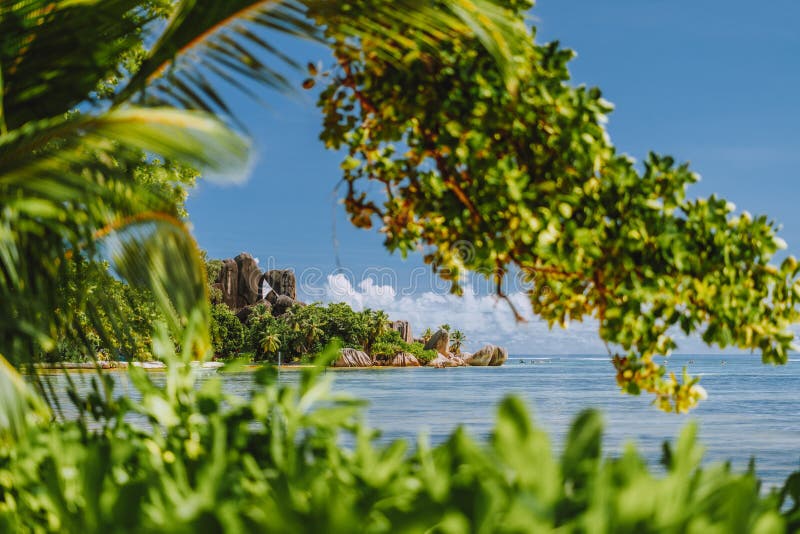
[{"x1": 47, "y1": 354, "x2": 800, "y2": 490}]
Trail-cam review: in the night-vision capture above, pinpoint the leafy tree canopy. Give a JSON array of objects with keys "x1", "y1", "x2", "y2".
[{"x1": 318, "y1": 0, "x2": 800, "y2": 411}]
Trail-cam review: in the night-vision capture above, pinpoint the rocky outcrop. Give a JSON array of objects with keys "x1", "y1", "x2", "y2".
[
  {"x1": 214, "y1": 253, "x2": 301, "y2": 319},
  {"x1": 264, "y1": 269, "x2": 296, "y2": 300},
  {"x1": 235, "y1": 253, "x2": 261, "y2": 308},
  {"x1": 391, "y1": 352, "x2": 420, "y2": 367},
  {"x1": 390, "y1": 320, "x2": 413, "y2": 343},
  {"x1": 427, "y1": 352, "x2": 465, "y2": 368},
  {"x1": 263, "y1": 288, "x2": 279, "y2": 305},
  {"x1": 271, "y1": 295, "x2": 297, "y2": 317},
  {"x1": 424, "y1": 329, "x2": 450, "y2": 355},
  {"x1": 463, "y1": 345, "x2": 508, "y2": 366},
  {"x1": 450, "y1": 355, "x2": 466, "y2": 366},
  {"x1": 334, "y1": 348, "x2": 372, "y2": 367},
  {"x1": 216, "y1": 259, "x2": 239, "y2": 309}
]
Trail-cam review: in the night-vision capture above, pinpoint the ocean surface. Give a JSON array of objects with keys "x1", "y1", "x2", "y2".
[{"x1": 46, "y1": 354, "x2": 800, "y2": 490}]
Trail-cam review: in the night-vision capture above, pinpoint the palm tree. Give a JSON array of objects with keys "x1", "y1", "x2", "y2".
[
  {"x1": 260, "y1": 332, "x2": 281, "y2": 357},
  {"x1": 304, "y1": 319, "x2": 325, "y2": 353},
  {"x1": 449, "y1": 330, "x2": 466, "y2": 355},
  {"x1": 0, "y1": 0, "x2": 526, "y2": 437},
  {"x1": 421, "y1": 328, "x2": 434, "y2": 343},
  {"x1": 365, "y1": 309, "x2": 390, "y2": 351},
  {"x1": 439, "y1": 324, "x2": 452, "y2": 333}
]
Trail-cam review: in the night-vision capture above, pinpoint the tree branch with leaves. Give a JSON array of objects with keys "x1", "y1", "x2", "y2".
[{"x1": 317, "y1": 0, "x2": 800, "y2": 412}]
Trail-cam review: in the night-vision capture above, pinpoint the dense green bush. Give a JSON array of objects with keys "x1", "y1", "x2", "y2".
[
  {"x1": 1, "y1": 345, "x2": 796, "y2": 532},
  {"x1": 47, "y1": 259, "x2": 162, "y2": 363},
  {"x1": 372, "y1": 330, "x2": 437, "y2": 364},
  {"x1": 407, "y1": 343, "x2": 437, "y2": 364},
  {"x1": 210, "y1": 304, "x2": 244, "y2": 357},
  {"x1": 371, "y1": 330, "x2": 405, "y2": 360}
]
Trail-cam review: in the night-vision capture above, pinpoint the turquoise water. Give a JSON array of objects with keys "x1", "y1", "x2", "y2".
[{"x1": 50, "y1": 354, "x2": 800, "y2": 490}]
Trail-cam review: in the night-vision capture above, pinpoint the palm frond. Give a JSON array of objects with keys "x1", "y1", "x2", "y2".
[
  {"x1": 0, "y1": 106, "x2": 248, "y2": 183},
  {"x1": 102, "y1": 216, "x2": 212, "y2": 361},
  {"x1": 0, "y1": 354, "x2": 50, "y2": 444},
  {"x1": 115, "y1": 0, "x2": 529, "y2": 119},
  {"x1": 0, "y1": 107, "x2": 247, "y2": 363},
  {"x1": 0, "y1": 0, "x2": 146, "y2": 129}
]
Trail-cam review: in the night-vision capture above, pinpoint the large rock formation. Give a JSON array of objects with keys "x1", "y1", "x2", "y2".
[
  {"x1": 216, "y1": 259, "x2": 238, "y2": 309},
  {"x1": 263, "y1": 269, "x2": 296, "y2": 300},
  {"x1": 391, "y1": 352, "x2": 420, "y2": 367},
  {"x1": 463, "y1": 345, "x2": 508, "y2": 366},
  {"x1": 390, "y1": 320, "x2": 413, "y2": 343},
  {"x1": 214, "y1": 253, "x2": 300, "y2": 319},
  {"x1": 235, "y1": 253, "x2": 261, "y2": 308},
  {"x1": 424, "y1": 329, "x2": 450, "y2": 355},
  {"x1": 334, "y1": 348, "x2": 373, "y2": 367}
]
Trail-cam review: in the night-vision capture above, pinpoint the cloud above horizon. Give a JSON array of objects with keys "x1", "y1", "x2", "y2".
[
  {"x1": 319, "y1": 273, "x2": 604, "y2": 355},
  {"x1": 298, "y1": 273, "x2": 775, "y2": 356}
]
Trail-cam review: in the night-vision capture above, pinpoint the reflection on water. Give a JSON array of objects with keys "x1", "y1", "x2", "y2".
[{"x1": 42, "y1": 354, "x2": 799, "y2": 490}]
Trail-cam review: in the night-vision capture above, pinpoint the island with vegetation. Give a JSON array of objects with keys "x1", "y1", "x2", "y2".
[{"x1": 208, "y1": 252, "x2": 508, "y2": 368}]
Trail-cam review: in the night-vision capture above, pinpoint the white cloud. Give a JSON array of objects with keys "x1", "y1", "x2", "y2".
[
  {"x1": 322, "y1": 274, "x2": 604, "y2": 354},
  {"x1": 315, "y1": 274, "x2": 767, "y2": 356}
]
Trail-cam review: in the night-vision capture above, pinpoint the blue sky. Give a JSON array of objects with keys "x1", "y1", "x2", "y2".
[{"x1": 187, "y1": 0, "x2": 800, "y2": 353}]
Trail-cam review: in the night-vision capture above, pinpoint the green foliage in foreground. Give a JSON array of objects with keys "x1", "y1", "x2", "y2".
[{"x1": 1, "y1": 347, "x2": 796, "y2": 533}]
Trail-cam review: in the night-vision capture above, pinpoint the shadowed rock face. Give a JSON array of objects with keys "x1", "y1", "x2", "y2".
[
  {"x1": 463, "y1": 345, "x2": 508, "y2": 366},
  {"x1": 216, "y1": 259, "x2": 238, "y2": 309},
  {"x1": 271, "y1": 295, "x2": 297, "y2": 317},
  {"x1": 424, "y1": 329, "x2": 450, "y2": 355},
  {"x1": 263, "y1": 289, "x2": 278, "y2": 305},
  {"x1": 264, "y1": 269, "x2": 296, "y2": 300},
  {"x1": 390, "y1": 320, "x2": 413, "y2": 343},
  {"x1": 334, "y1": 348, "x2": 372, "y2": 367},
  {"x1": 235, "y1": 253, "x2": 261, "y2": 308},
  {"x1": 235, "y1": 300, "x2": 271, "y2": 324},
  {"x1": 235, "y1": 306, "x2": 255, "y2": 324}
]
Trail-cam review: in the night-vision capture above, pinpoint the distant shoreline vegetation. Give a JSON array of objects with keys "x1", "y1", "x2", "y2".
[
  {"x1": 43, "y1": 252, "x2": 495, "y2": 368},
  {"x1": 207, "y1": 252, "x2": 507, "y2": 368},
  {"x1": 211, "y1": 299, "x2": 441, "y2": 365}
]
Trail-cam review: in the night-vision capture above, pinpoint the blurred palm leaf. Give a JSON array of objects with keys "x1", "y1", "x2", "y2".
[
  {"x1": 116, "y1": 0, "x2": 529, "y2": 117},
  {"x1": 102, "y1": 216, "x2": 213, "y2": 361},
  {"x1": 0, "y1": 354, "x2": 50, "y2": 445},
  {"x1": 0, "y1": 0, "x2": 145, "y2": 129},
  {"x1": 0, "y1": 107, "x2": 247, "y2": 365}
]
